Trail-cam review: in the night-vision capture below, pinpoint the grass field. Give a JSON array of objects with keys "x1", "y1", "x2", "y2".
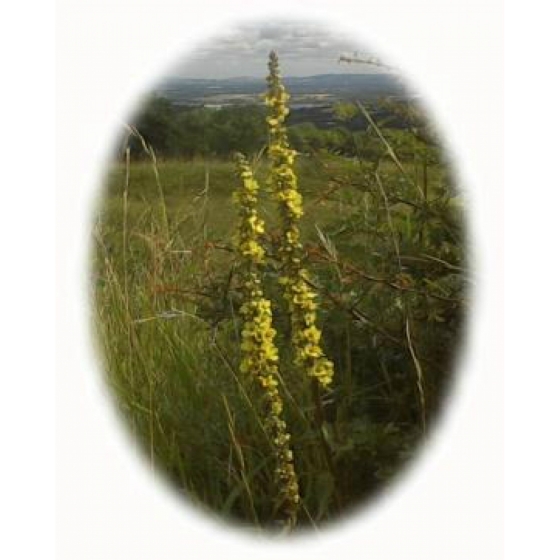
[{"x1": 92, "y1": 140, "x2": 467, "y2": 530}]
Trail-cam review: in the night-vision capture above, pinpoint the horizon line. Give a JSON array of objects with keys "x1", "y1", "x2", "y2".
[{"x1": 162, "y1": 71, "x2": 397, "y2": 81}]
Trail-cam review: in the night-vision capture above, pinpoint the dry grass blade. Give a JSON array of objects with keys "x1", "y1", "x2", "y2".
[
  {"x1": 222, "y1": 394, "x2": 260, "y2": 525},
  {"x1": 123, "y1": 123, "x2": 170, "y2": 242},
  {"x1": 356, "y1": 100, "x2": 425, "y2": 201},
  {"x1": 406, "y1": 317, "x2": 426, "y2": 433}
]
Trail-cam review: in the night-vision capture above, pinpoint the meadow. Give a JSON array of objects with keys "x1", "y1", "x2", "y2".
[{"x1": 92, "y1": 74, "x2": 468, "y2": 531}]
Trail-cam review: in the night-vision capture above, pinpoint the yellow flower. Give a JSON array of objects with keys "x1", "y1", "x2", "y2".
[
  {"x1": 247, "y1": 214, "x2": 265, "y2": 234},
  {"x1": 265, "y1": 52, "x2": 335, "y2": 391},
  {"x1": 233, "y1": 151, "x2": 300, "y2": 527}
]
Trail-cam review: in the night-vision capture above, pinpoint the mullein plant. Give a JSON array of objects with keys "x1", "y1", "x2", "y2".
[
  {"x1": 265, "y1": 51, "x2": 334, "y2": 389},
  {"x1": 233, "y1": 153, "x2": 300, "y2": 527}
]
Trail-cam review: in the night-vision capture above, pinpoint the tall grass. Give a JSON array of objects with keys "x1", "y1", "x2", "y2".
[{"x1": 92, "y1": 99, "x2": 467, "y2": 531}]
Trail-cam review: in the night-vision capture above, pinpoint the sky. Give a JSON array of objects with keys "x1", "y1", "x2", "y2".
[{"x1": 167, "y1": 21, "x2": 387, "y2": 79}]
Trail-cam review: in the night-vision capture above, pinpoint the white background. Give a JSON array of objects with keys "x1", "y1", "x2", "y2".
[
  {"x1": 42, "y1": 0, "x2": 516, "y2": 560},
  {"x1": 54, "y1": 1, "x2": 505, "y2": 559}
]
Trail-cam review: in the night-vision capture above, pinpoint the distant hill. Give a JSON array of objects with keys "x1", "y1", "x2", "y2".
[{"x1": 155, "y1": 73, "x2": 411, "y2": 107}]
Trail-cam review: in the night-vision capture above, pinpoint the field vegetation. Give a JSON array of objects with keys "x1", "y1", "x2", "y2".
[{"x1": 92, "y1": 54, "x2": 467, "y2": 531}]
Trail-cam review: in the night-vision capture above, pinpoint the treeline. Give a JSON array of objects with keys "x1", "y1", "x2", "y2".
[
  {"x1": 123, "y1": 96, "x2": 267, "y2": 159},
  {"x1": 123, "y1": 95, "x2": 437, "y2": 162}
]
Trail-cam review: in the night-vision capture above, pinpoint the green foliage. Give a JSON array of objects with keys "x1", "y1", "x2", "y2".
[
  {"x1": 130, "y1": 96, "x2": 183, "y2": 156},
  {"x1": 333, "y1": 101, "x2": 359, "y2": 122},
  {"x1": 93, "y1": 98, "x2": 467, "y2": 530},
  {"x1": 126, "y1": 95, "x2": 440, "y2": 162},
  {"x1": 128, "y1": 96, "x2": 267, "y2": 159}
]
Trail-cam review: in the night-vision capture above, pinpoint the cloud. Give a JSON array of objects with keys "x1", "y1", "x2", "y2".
[{"x1": 168, "y1": 20, "x2": 380, "y2": 78}]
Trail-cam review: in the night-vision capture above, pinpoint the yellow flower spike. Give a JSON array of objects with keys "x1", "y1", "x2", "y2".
[
  {"x1": 265, "y1": 51, "x2": 335, "y2": 390},
  {"x1": 233, "y1": 152, "x2": 300, "y2": 527}
]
